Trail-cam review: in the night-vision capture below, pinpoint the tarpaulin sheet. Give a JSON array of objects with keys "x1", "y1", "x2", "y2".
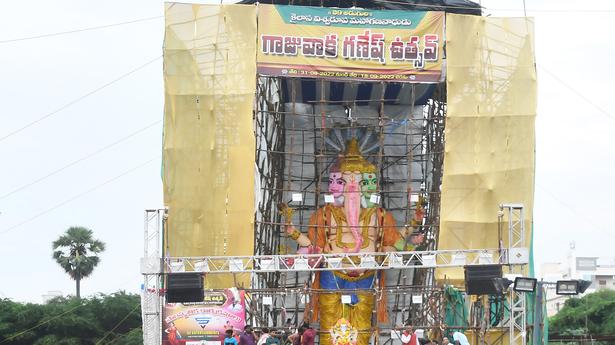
[
  {"x1": 163, "y1": 3, "x2": 257, "y2": 288},
  {"x1": 436, "y1": 14, "x2": 536, "y2": 284}
]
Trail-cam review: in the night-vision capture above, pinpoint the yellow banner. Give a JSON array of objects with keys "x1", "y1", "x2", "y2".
[
  {"x1": 257, "y1": 5, "x2": 444, "y2": 82},
  {"x1": 436, "y1": 14, "x2": 536, "y2": 284},
  {"x1": 163, "y1": 3, "x2": 256, "y2": 288}
]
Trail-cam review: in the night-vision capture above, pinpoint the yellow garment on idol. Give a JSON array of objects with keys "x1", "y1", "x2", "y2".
[
  {"x1": 318, "y1": 286, "x2": 374, "y2": 345},
  {"x1": 307, "y1": 205, "x2": 400, "y2": 345}
]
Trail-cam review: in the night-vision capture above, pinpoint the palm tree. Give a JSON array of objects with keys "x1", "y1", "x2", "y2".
[{"x1": 52, "y1": 226, "x2": 106, "y2": 299}]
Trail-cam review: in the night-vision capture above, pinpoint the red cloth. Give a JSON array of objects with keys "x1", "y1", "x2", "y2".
[
  {"x1": 409, "y1": 333, "x2": 418, "y2": 345},
  {"x1": 301, "y1": 329, "x2": 316, "y2": 345},
  {"x1": 401, "y1": 331, "x2": 418, "y2": 345}
]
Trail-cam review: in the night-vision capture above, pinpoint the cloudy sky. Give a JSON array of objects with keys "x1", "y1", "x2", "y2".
[{"x1": 0, "y1": 0, "x2": 613, "y2": 302}]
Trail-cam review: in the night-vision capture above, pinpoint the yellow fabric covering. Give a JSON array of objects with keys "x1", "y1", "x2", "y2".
[
  {"x1": 318, "y1": 292, "x2": 374, "y2": 345},
  {"x1": 436, "y1": 15, "x2": 536, "y2": 284},
  {"x1": 162, "y1": 3, "x2": 257, "y2": 288}
]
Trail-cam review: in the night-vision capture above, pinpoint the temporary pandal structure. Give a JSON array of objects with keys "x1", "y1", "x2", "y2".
[{"x1": 141, "y1": 1, "x2": 538, "y2": 345}]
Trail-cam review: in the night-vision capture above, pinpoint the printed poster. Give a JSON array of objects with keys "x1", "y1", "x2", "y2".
[
  {"x1": 163, "y1": 289, "x2": 246, "y2": 345},
  {"x1": 257, "y1": 5, "x2": 444, "y2": 82}
]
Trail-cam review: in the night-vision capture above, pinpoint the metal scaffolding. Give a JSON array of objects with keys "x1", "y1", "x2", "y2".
[{"x1": 250, "y1": 75, "x2": 449, "y2": 336}]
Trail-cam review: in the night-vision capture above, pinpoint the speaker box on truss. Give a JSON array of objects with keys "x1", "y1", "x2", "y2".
[
  {"x1": 464, "y1": 264, "x2": 503, "y2": 295},
  {"x1": 166, "y1": 273, "x2": 204, "y2": 303}
]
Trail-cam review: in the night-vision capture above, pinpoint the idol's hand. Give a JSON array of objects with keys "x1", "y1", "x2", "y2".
[
  {"x1": 285, "y1": 224, "x2": 295, "y2": 235},
  {"x1": 411, "y1": 233, "x2": 425, "y2": 245},
  {"x1": 278, "y1": 202, "x2": 295, "y2": 224}
]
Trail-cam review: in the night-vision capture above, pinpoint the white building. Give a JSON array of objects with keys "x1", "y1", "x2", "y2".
[
  {"x1": 41, "y1": 290, "x2": 63, "y2": 303},
  {"x1": 540, "y1": 244, "x2": 615, "y2": 316}
]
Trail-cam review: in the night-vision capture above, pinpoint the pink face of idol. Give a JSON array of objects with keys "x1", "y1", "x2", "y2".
[{"x1": 328, "y1": 172, "x2": 345, "y2": 198}]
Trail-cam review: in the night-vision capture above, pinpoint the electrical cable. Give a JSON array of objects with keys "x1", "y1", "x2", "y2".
[
  {"x1": 0, "y1": 15, "x2": 163, "y2": 44},
  {"x1": 368, "y1": 0, "x2": 615, "y2": 13},
  {"x1": 538, "y1": 64, "x2": 615, "y2": 123},
  {"x1": 0, "y1": 302, "x2": 85, "y2": 344},
  {"x1": 0, "y1": 119, "x2": 162, "y2": 201},
  {"x1": 94, "y1": 303, "x2": 141, "y2": 345},
  {"x1": 536, "y1": 184, "x2": 615, "y2": 239},
  {"x1": 0, "y1": 276, "x2": 141, "y2": 344},
  {"x1": 0, "y1": 156, "x2": 160, "y2": 235},
  {"x1": 0, "y1": 55, "x2": 162, "y2": 143}
]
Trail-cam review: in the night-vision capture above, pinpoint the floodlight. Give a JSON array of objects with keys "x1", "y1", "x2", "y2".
[
  {"x1": 328, "y1": 257, "x2": 342, "y2": 268},
  {"x1": 492, "y1": 278, "x2": 513, "y2": 295},
  {"x1": 556, "y1": 280, "x2": 580, "y2": 295},
  {"x1": 194, "y1": 260, "x2": 210, "y2": 273},
  {"x1": 578, "y1": 280, "x2": 592, "y2": 294},
  {"x1": 294, "y1": 258, "x2": 309, "y2": 270},
  {"x1": 170, "y1": 260, "x2": 185, "y2": 273},
  {"x1": 388, "y1": 253, "x2": 404, "y2": 268},
  {"x1": 360, "y1": 256, "x2": 377, "y2": 268},
  {"x1": 260, "y1": 257, "x2": 278, "y2": 271},
  {"x1": 229, "y1": 259, "x2": 244, "y2": 272},
  {"x1": 513, "y1": 277, "x2": 537, "y2": 293},
  {"x1": 555, "y1": 279, "x2": 591, "y2": 295},
  {"x1": 422, "y1": 254, "x2": 436, "y2": 266}
]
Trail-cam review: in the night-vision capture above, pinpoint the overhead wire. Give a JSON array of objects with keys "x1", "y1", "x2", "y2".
[
  {"x1": 0, "y1": 276, "x2": 142, "y2": 344},
  {"x1": 536, "y1": 184, "x2": 615, "y2": 239},
  {"x1": 0, "y1": 302, "x2": 85, "y2": 344},
  {"x1": 0, "y1": 15, "x2": 163, "y2": 44},
  {"x1": 0, "y1": 119, "x2": 162, "y2": 201},
  {"x1": 0, "y1": 55, "x2": 162, "y2": 143},
  {"x1": 94, "y1": 303, "x2": 141, "y2": 345},
  {"x1": 368, "y1": 0, "x2": 615, "y2": 13},
  {"x1": 0, "y1": 156, "x2": 160, "y2": 236},
  {"x1": 538, "y1": 64, "x2": 615, "y2": 124}
]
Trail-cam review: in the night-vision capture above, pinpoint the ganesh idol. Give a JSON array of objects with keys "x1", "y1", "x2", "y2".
[{"x1": 285, "y1": 137, "x2": 423, "y2": 345}]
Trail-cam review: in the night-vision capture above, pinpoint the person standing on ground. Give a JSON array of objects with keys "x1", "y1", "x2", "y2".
[
  {"x1": 226, "y1": 329, "x2": 239, "y2": 345},
  {"x1": 441, "y1": 337, "x2": 449, "y2": 345},
  {"x1": 299, "y1": 323, "x2": 316, "y2": 345},
  {"x1": 240, "y1": 325, "x2": 257, "y2": 345},
  {"x1": 451, "y1": 332, "x2": 469, "y2": 345},
  {"x1": 400, "y1": 326, "x2": 418, "y2": 345},
  {"x1": 267, "y1": 331, "x2": 282, "y2": 345},
  {"x1": 258, "y1": 328, "x2": 272, "y2": 345},
  {"x1": 288, "y1": 328, "x2": 301, "y2": 345}
]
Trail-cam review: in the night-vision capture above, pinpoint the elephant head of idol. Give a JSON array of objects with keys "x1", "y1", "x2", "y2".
[{"x1": 339, "y1": 138, "x2": 377, "y2": 253}]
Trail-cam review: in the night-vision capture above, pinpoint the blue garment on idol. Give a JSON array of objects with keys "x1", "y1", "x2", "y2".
[{"x1": 319, "y1": 271, "x2": 375, "y2": 305}]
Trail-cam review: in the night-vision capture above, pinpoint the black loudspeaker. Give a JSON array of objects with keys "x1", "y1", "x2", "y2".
[
  {"x1": 464, "y1": 264, "x2": 503, "y2": 295},
  {"x1": 166, "y1": 273, "x2": 204, "y2": 303}
]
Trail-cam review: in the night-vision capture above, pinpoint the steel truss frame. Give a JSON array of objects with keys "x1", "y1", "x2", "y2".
[
  {"x1": 141, "y1": 209, "x2": 164, "y2": 345},
  {"x1": 163, "y1": 248, "x2": 519, "y2": 273},
  {"x1": 142, "y1": 203, "x2": 530, "y2": 345}
]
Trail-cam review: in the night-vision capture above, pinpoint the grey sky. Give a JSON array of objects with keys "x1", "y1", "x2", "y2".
[{"x1": 0, "y1": 0, "x2": 613, "y2": 302}]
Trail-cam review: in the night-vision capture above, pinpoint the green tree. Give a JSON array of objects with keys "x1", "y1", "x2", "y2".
[
  {"x1": 0, "y1": 292, "x2": 141, "y2": 345},
  {"x1": 549, "y1": 289, "x2": 615, "y2": 340},
  {"x1": 52, "y1": 226, "x2": 106, "y2": 299}
]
